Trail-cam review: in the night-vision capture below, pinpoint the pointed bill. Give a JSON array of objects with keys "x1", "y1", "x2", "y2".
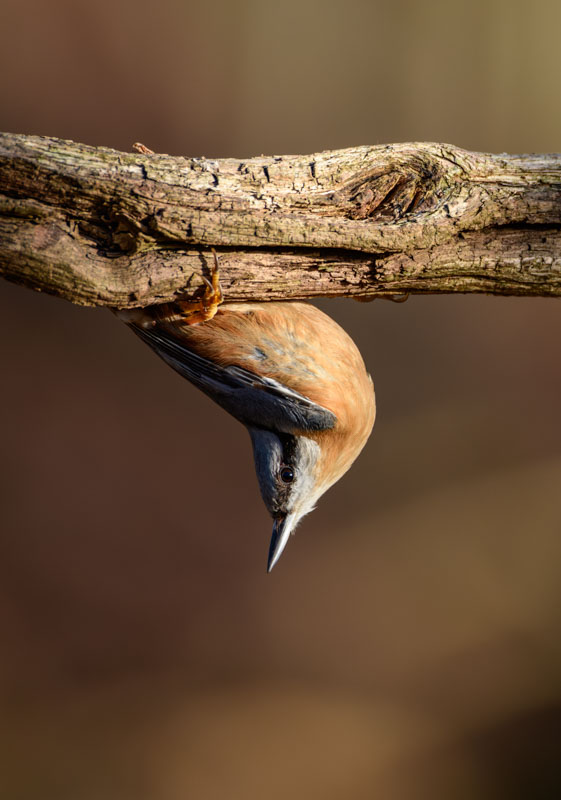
[{"x1": 267, "y1": 514, "x2": 296, "y2": 573}]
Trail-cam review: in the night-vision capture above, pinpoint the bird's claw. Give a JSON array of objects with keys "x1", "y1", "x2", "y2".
[{"x1": 175, "y1": 249, "x2": 224, "y2": 326}]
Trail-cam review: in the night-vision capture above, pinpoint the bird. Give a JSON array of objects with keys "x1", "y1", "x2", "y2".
[{"x1": 115, "y1": 252, "x2": 375, "y2": 571}]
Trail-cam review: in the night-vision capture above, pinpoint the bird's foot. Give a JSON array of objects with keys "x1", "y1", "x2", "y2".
[{"x1": 175, "y1": 249, "x2": 224, "y2": 326}]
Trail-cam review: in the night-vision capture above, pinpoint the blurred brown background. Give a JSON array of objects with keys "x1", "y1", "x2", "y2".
[{"x1": 1, "y1": 1, "x2": 561, "y2": 798}]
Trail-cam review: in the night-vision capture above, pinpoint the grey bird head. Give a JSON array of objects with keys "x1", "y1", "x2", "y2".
[{"x1": 249, "y1": 428, "x2": 328, "y2": 571}]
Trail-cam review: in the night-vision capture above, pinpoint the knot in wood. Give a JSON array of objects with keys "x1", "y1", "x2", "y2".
[{"x1": 340, "y1": 155, "x2": 452, "y2": 222}]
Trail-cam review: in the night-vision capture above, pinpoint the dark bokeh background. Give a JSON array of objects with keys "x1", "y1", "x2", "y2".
[{"x1": 2, "y1": 2, "x2": 561, "y2": 798}]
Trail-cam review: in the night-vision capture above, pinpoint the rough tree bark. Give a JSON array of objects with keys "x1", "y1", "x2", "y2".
[{"x1": 1, "y1": 132, "x2": 560, "y2": 308}]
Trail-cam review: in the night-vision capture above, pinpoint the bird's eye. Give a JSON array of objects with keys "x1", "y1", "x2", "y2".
[{"x1": 279, "y1": 466, "x2": 295, "y2": 484}]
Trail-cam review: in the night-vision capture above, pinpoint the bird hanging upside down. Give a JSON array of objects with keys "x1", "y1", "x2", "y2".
[{"x1": 116, "y1": 252, "x2": 375, "y2": 571}]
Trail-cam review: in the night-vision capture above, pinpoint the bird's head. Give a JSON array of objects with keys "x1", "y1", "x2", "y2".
[{"x1": 249, "y1": 426, "x2": 360, "y2": 572}]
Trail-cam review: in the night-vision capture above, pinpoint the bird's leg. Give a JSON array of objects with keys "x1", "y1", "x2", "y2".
[{"x1": 172, "y1": 249, "x2": 224, "y2": 326}]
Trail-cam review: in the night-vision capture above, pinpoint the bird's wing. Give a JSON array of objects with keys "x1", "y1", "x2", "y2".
[{"x1": 132, "y1": 324, "x2": 336, "y2": 433}]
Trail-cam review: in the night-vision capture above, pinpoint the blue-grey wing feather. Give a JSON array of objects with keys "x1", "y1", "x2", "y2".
[{"x1": 132, "y1": 325, "x2": 336, "y2": 433}]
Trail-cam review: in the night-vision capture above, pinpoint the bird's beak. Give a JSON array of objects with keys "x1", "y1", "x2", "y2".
[{"x1": 267, "y1": 514, "x2": 296, "y2": 573}]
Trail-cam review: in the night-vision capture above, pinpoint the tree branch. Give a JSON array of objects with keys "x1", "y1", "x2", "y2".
[{"x1": 1, "y1": 132, "x2": 560, "y2": 307}]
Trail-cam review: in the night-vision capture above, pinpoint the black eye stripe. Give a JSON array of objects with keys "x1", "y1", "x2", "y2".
[
  {"x1": 278, "y1": 433, "x2": 297, "y2": 461},
  {"x1": 277, "y1": 434, "x2": 297, "y2": 485}
]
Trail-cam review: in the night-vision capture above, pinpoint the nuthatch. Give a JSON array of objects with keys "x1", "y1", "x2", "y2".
[{"x1": 116, "y1": 253, "x2": 375, "y2": 571}]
